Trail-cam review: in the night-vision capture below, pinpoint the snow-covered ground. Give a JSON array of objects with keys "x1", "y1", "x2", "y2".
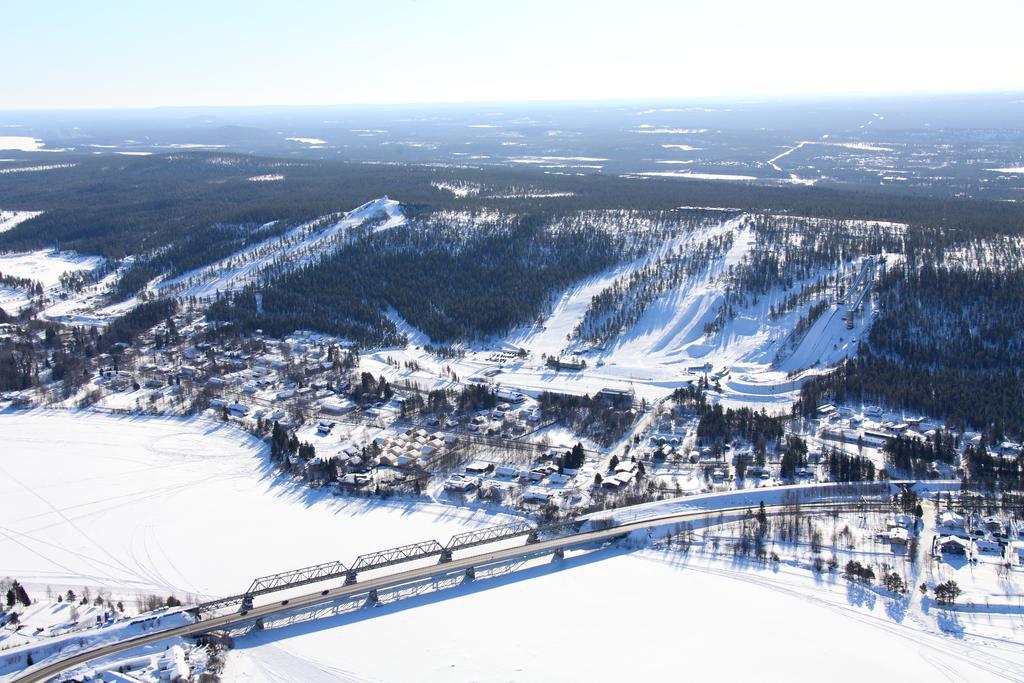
[
  {"x1": 631, "y1": 170, "x2": 759, "y2": 181},
  {"x1": 503, "y1": 265, "x2": 636, "y2": 360},
  {"x1": 431, "y1": 181, "x2": 482, "y2": 197},
  {"x1": 442, "y1": 214, "x2": 881, "y2": 410},
  {"x1": 0, "y1": 286, "x2": 32, "y2": 316},
  {"x1": 0, "y1": 249, "x2": 102, "y2": 288},
  {"x1": 40, "y1": 263, "x2": 138, "y2": 327},
  {"x1": 0, "y1": 137, "x2": 45, "y2": 152},
  {"x1": 0, "y1": 605, "x2": 195, "y2": 680},
  {"x1": 0, "y1": 163, "x2": 75, "y2": 175},
  {"x1": 284, "y1": 137, "x2": 326, "y2": 146},
  {"x1": 0, "y1": 411, "x2": 512, "y2": 601},
  {"x1": 0, "y1": 249, "x2": 104, "y2": 315},
  {"x1": 225, "y1": 545, "x2": 1022, "y2": 682}
]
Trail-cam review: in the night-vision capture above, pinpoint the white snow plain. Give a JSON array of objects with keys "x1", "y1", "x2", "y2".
[
  {"x1": 225, "y1": 548, "x2": 1021, "y2": 682},
  {"x1": 0, "y1": 136, "x2": 44, "y2": 151},
  {"x1": 0, "y1": 411, "x2": 513, "y2": 600},
  {"x1": 633, "y1": 170, "x2": 757, "y2": 181},
  {"x1": 0, "y1": 249, "x2": 102, "y2": 287}
]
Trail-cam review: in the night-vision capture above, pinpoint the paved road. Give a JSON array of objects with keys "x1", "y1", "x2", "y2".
[{"x1": 12, "y1": 499, "x2": 885, "y2": 682}]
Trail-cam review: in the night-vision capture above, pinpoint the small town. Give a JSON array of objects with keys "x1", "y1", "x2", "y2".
[{"x1": 3, "y1": 6, "x2": 1024, "y2": 678}]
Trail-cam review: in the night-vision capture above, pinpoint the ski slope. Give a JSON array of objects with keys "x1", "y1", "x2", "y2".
[
  {"x1": 775, "y1": 302, "x2": 867, "y2": 373},
  {"x1": 351, "y1": 211, "x2": 881, "y2": 411},
  {"x1": 493, "y1": 214, "x2": 881, "y2": 408},
  {"x1": 350, "y1": 212, "x2": 875, "y2": 410},
  {"x1": 0, "y1": 209, "x2": 43, "y2": 234},
  {"x1": 504, "y1": 265, "x2": 635, "y2": 359},
  {"x1": 155, "y1": 197, "x2": 405, "y2": 300}
]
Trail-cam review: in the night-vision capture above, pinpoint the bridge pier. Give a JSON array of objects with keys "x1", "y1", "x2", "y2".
[
  {"x1": 526, "y1": 530, "x2": 539, "y2": 544},
  {"x1": 553, "y1": 547, "x2": 564, "y2": 560},
  {"x1": 438, "y1": 548, "x2": 453, "y2": 563},
  {"x1": 344, "y1": 570, "x2": 358, "y2": 585},
  {"x1": 464, "y1": 566, "x2": 476, "y2": 580},
  {"x1": 366, "y1": 589, "x2": 379, "y2": 604}
]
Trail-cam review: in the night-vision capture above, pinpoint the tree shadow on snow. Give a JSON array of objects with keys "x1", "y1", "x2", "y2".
[{"x1": 845, "y1": 581, "x2": 877, "y2": 612}]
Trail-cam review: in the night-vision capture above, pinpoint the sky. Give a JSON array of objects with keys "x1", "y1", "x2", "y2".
[{"x1": 2, "y1": 0, "x2": 1023, "y2": 110}]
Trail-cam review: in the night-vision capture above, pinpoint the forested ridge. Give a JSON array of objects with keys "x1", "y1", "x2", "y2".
[{"x1": 208, "y1": 212, "x2": 646, "y2": 343}]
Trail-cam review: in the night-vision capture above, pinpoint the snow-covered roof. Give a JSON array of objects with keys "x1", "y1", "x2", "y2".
[{"x1": 938, "y1": 510, "x2": 964, "y2": 527}]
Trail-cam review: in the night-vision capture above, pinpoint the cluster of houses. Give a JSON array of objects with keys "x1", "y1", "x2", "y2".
[
  {"x1": 287, "y1": 425, "x2": 462, "y2": 489},
  {"x1": 375, "y1": 428, "x2": 459, "y2": 468},
  {"x1": 639, "y1": 414, "x2": 817, "y2": 485},
  {"x1": 84, "y1": 314, "x2": 359, "y2": 423},
  {"x1": 964, "y1": 436, "x2": 1023, "y2": 459},
  {"x1": 284, "y1": 434, "x2": 369, "y2": 485},
  {"x1": 600, "y1": 459, "x2": 639, "y2": 490},
  {"x1": 466, "y1": 404, "x2": 541, "y2": 437},
  {"x1": 442, "y1": 454, "x2": 579, "y2": 506},
  {"x1": 934, "y1": 510, "x2": 1024, "y2": 563},
  {"x1": 817, "y1": 406, "x2": 954, "y2": 467},
  {"x1": 208, "y1": 397, "x2": 253, "y2": 419}
]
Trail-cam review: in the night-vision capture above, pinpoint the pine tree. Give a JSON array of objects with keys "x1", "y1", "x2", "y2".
[{"x1": 15, "y1": 582, "x2": 29, "y2": 607}]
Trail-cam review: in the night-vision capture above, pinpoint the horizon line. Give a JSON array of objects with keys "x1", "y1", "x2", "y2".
[{"x1": 2, "y1": 87, "x2": 1023, "y2": 115}]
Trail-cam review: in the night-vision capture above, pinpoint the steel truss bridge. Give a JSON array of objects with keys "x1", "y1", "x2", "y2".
[{"x1": 199, "y1": 518, "x2": 575, "y2": 612}]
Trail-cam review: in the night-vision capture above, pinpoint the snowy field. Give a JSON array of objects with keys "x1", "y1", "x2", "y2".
[
  {"x1": 0, "y1": 137, "x2": 45, "y2": 152},
  {"x1": 40, "y1": 271, "x2": 139, "y2": 327},
  {"x1": 0, "y1": 286, "x2": 32, "y2": 316},
  {"x1": 0, "y1": 249, "x2": 102, "y2": 288},
  {"x1": 0, "y1": 411, "x2": 512, "y2": 600},
  {"x1": 225, "y1": 548, "x2": 1023, "y2": 682},
  {"x1": 0, "y1": 248, "x2": 103, "y2": 314}
]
